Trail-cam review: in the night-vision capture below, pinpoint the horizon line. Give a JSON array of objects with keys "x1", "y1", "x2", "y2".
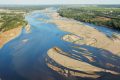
[{"x1": 0, "y1": 4, "x2": 120, "y2": 5}]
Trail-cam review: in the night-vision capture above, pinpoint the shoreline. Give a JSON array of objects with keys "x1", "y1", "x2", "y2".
[
  {"x1": 50, "y1": 11, "x2": 120, "y2": 56},
  {"x1": 0, "y1": 26, "x2": 22, "y2": 48},
  {"x1": 0, "y1": 24, "x2": 30, "y2": 48},
  {"x1": 25, "y1": 24, "x2": 31, "y2": 33},
  {"x1": 47, "y1": 47, "x2": 120, "y2": 78}
]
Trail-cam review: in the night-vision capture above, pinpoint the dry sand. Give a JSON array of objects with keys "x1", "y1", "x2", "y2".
[
  {"x1": 0, "y1": 26, "x2": 22, "y2": 48},
  {"x1": 47, "y1": 47, "x2": 119, "y2": 78},
  {"x1": 50, "y1": 12, "x2": 120, "y2": 56},
  {"x1": 46, "y1": 10, "x2": 120, "y2": 78},
  {"x1": 0, "y1": 24, "x2": 29, "y2": 48}
]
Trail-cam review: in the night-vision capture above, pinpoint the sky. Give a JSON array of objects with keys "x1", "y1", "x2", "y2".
[{"x1": 0, "y1": 0, "x2": 120, "y2": 5}]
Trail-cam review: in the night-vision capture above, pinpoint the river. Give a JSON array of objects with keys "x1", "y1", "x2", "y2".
[{"x1": 0, "y1": 8, "x2": 120, "y2": 80}]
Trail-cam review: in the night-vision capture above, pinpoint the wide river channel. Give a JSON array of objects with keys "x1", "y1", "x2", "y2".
[{"x1": 0, "y1": 8, "x2": 120, "y2": 80}]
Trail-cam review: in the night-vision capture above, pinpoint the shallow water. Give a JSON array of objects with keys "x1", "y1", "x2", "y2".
[
  {"x1": 85, "y1": 23, "x2": 120, "y2": 37},
  {"x1": 0, "y1": 10, "x2": 71, "y2": 80},
  {"x1": 0, "y1": 8, "x2": 120, "y2": 80}
]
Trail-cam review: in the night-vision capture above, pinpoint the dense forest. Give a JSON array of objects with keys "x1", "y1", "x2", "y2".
[{"x1": 58, "y1": 7, "x2": 120, "y2": 30}]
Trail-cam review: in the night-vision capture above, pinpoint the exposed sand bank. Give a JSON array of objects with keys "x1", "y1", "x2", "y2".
[
  {"x1": 25, "y1": 24, "x2": 31, "y2": 33},
  {"x1": 62, "y1": 34, "x2": 97, "y2": 46},
  {"x1": 45, "y1": 10, "x2": 120, "y2": 78},
  {"x1": 0, "y1": 26, "x2": 22, "y2": 48},
  {"x1": 50, "y1": 12, "x2": 120, "y2": 56},
  {"x1": 0, "y1": 24, "x2": 30, "y2": 48},
  {"x1": 47, "y1": 47, "x2": 119, "y2": 78}
]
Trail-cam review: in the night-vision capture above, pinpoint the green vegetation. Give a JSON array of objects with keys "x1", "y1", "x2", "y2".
[
  {"x1": 0, "y1": 11, "x2": 27, "y2": 32},
  {"x1": 58, "y1": 7, "x2": 120, "y2": 30},
  {"x1": 0, "y1": 5, "x2": 58, "y2": 12},
  {"x1": 0, "y1": 5, "x2": 53, "y2": 32}
]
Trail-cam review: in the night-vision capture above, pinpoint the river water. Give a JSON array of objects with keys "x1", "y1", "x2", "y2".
[{"x1": 0, "y1": 8, "x2": 120, "y2": 80}]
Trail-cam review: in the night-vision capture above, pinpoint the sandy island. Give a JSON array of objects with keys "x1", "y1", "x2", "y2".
[
  {"x1": 50, "y1": 12, "x2": 120, "y2": 56},
  {"x1": 45, "y1": 9, "x2": 120, "y2": 79},
  {"x1": 47, "y1": 47, "x2": 119, "y2": 78}
]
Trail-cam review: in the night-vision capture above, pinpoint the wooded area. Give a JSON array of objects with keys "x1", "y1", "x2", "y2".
[{"x1": 58, "y1": 7, "x2": 120, "y2": 30}]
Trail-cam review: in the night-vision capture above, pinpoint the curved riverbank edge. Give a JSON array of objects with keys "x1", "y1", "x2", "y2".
[
  {"x1": 46, "y1": 47, "x2": 119, "y2": 78},
  {"x1": 0, "y1": 24, "x2": 30, "y2": 48},
  {"x1": 0, "y1": 26, "x2": 22, "y2": 48},
  {"x1": 50, "y1": 11, "x2": 120, "y2": 56}
]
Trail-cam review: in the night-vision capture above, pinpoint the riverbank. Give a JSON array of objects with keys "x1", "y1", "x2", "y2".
[
  {"x1": 50, "y1": 12, "x2": 120, "y2": 56},
  {"x1": 0, "y1": 24, "x2": 30, "y2": 48},
  {"x1": 25, "y1": 24, "x2": 31, "y2": 33},
  {"x1": 47, "y1": 47, "x2": 119, "y2": 78},
  {"x1": 0, "y1": 26, "x2": 22, "y2": 48},
  {"x1": 58, "y1": 8, "x2": 120, "y2": 30}
]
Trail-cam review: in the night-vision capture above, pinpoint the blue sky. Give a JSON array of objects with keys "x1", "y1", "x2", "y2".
[{"x1": 0, "y1": 0, "x2": 120, "y2": 4}]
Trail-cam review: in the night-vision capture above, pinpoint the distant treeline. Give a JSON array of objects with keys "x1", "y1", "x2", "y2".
[
  {"x1": 97, "y1": 5, "x2": 120, "y2": 8},
  {"x1": 58, "y1": 7, "x2": 120, "y2": 30},
  {"x1": 0, "y1": 5, "x2": 57, "y2": 32},
  {"x1": 0, "y1": 5, "x2": 59, "y2": 12}
]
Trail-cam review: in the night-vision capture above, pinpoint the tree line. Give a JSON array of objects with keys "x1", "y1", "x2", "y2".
[{"x1": 58, "y1": 7, "x2": 120, "y2": 30}]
